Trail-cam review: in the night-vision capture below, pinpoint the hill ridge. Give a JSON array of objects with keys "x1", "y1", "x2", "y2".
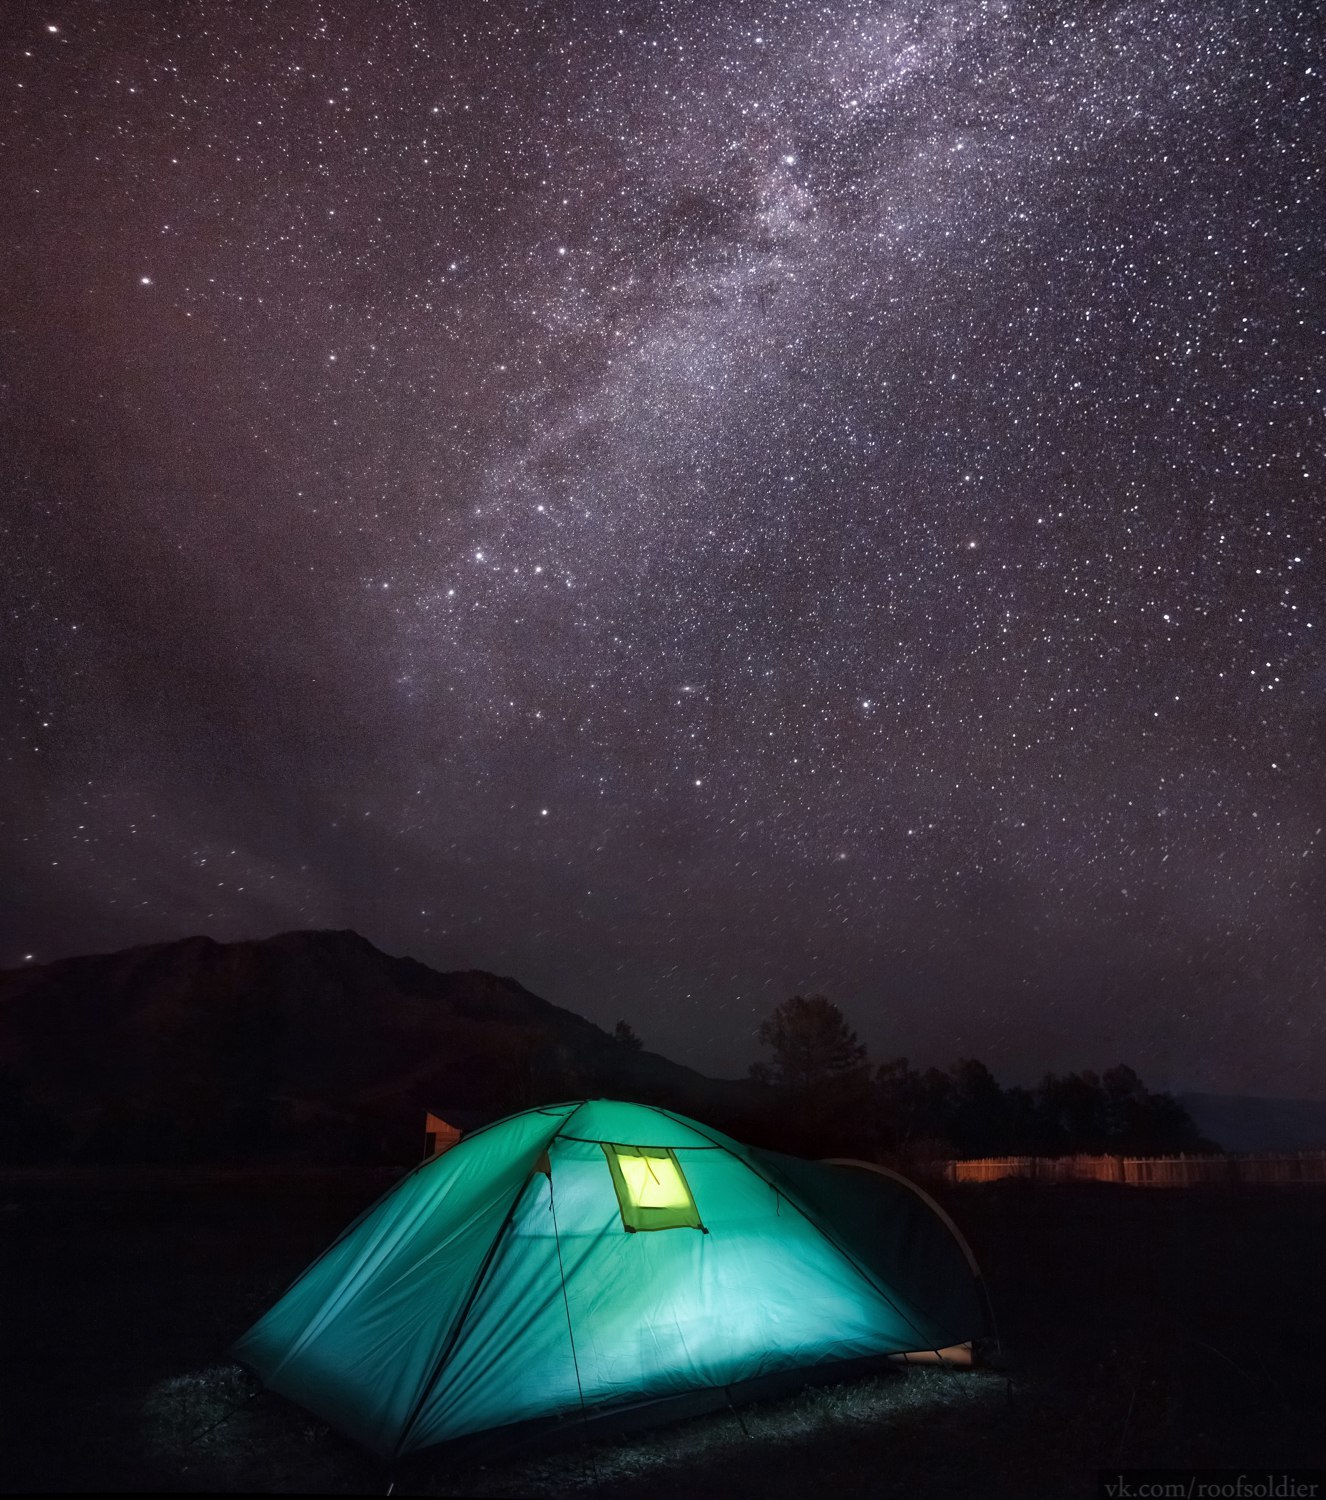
[{"x1": 0, "y1": 928, "x2": 751, "y2": 1164}]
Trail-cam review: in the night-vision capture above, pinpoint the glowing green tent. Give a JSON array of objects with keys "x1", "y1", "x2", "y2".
[{"x1": 234, "y1": 1100, "x2": 986, "y2": 1457}]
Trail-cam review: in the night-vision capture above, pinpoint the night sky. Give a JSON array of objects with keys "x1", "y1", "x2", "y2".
[{"x1": 3, "y1": 1, "x2": 1322, "y2": 1094}]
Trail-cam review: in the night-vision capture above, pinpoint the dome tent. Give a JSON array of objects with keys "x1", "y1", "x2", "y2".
[{"x1": 234, "y1": 1099, "x2": 987, "y2": 1458}]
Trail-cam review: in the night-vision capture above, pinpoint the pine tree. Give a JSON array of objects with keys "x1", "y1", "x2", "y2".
[
  {"x1": 754, "y1": 994, "x2": 866, "y2": 1090},
  {"x1": 613, "y1": 1019, "x2": 644, "y2": 1052}
]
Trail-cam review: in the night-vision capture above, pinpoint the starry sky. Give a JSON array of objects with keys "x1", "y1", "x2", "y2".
[{"x1": 3, "y1": 0, "x2": 1323, "y2": 1094}]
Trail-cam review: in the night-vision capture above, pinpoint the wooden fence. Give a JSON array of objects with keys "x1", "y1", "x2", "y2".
[{"x1": 944, "y1": 1150, "x2": 1326, "y2": 1187}]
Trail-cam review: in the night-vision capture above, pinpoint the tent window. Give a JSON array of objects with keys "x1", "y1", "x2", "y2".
[{"x1": 601, "y1": 1144, "x2": 704, "y2": 1232}]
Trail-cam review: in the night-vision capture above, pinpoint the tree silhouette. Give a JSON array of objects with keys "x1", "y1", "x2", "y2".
[
  {"x1": 752, "y1": 994, "x2": 870, "y2": 1155},
  {"x1": 873, "y1": 1057, "x2": 954, "y2": 1156},
  {"x1": 755, "y1": 994, "x2": 867, "y2": 1090},
  {"x1": 947, "y1": 1058, "x2": 1015, "y2": 1155},
  {"x1": 613, "y1": 1020, "x2": 644, "y2": 1052},
  {"x1": 866, "y1": 1053, "x2": 1211, "y2": 1160}
]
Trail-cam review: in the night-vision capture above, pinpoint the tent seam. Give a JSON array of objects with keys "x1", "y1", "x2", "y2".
[
  {"x1": 390, "y1": 1112, "x2": 576, "y2": 1457},
  {"x1": 648, "y1": 1105, "x2": 937, "y2": 1352}
]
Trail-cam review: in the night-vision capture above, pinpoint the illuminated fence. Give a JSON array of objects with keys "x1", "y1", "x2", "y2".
[{"x1": 944, "y1": 1151, "x2": 1326, "y2": 1187}]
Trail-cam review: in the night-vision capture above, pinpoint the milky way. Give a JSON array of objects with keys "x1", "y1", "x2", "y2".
[{"x1": 3, "y1": 0, "x2": 1322, "y2": 1091}]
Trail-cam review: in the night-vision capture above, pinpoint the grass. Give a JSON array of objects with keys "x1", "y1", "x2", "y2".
[
  {"x1": 135, "y1": 1361, "x2": 1005, "y2": 1496},
  {"x1": 3, "y1": 1170, "x2": 1324, "y2": 1494}
]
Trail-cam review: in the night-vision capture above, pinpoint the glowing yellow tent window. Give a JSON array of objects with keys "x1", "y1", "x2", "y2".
[{"x1": 601, "y1": 1144, "x2": 704, "y2": 1232}]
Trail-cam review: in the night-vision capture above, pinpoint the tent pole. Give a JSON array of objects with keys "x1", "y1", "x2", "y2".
[
  {"x1": 549, "y1": 1169, "x2": 598, "y2": 1485},
  {"x1": 649, "y1": 1106, "x2": 936, "y2": 1353},
  {"x1": 392, "y1": 1158, "x2": 546, "y2": 1457}
]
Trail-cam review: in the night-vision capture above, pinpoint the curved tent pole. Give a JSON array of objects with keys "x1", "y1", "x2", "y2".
[
  {"x1": 647, "y1": 1105, "x2": 937, "y2": 1354},
  {"x1": 819, "y1": 1159, "x2": 985, "y2": 1279},
  {"x1": 548, "y1": 1161, "x2": 589, "y2": 1426},
  {"x1": 821, "y1": 1158, "x2": 1001, "y2": 1356},
  {"x1": 391, "y1": 1103, "x2": 590, "y2": 1459},
  {"x1": 391, "y1": 1167, "x2": 539, "y2": 1457},
  {"x1": 244, "y1": 1100, "x2": 587, "y2": 1318}
]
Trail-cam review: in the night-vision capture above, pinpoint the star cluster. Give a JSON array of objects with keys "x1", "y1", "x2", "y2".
[{"x1": 3, "y1": 0, "x2": 1322, "y2": 1091}]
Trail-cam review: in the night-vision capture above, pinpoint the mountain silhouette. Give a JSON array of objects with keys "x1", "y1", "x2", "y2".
[{"x1": 0, "y1": 930, "x2": 753, "y2": 1164}]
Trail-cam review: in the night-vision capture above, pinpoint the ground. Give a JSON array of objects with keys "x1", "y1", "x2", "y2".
[{"x1": 2, "y1": 1169, "x2": 1323, "y2": 1495}]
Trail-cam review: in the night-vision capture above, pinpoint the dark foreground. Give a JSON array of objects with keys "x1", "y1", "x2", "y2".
[{"x1": 2, "y1": 1170, "x2": 1323, "y2": 1495}]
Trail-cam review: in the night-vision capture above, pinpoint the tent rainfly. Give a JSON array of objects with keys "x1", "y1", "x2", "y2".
[{"x1": 233, "y1": 1099, "x2": 988, "y2": 1457}]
